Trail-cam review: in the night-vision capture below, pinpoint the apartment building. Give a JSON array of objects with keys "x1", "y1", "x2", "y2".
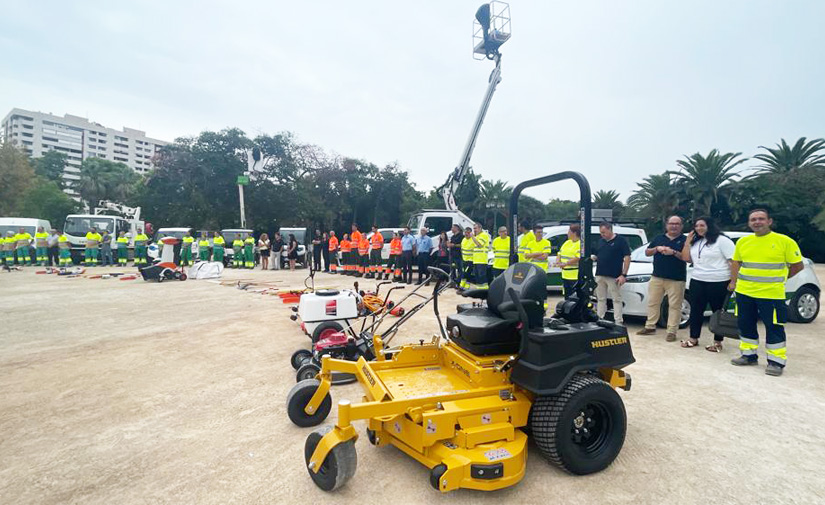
[{"x1": 1, "y1": 108, "x2": 169, "y2": 196}]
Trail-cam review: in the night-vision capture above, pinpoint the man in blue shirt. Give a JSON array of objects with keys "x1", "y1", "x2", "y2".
[
  {"x1": 415, "y1": 228, "x2": 434, "y2": 284},
  {"x1": 400, "y1": 227, "x2": 416, "y2": 284}
]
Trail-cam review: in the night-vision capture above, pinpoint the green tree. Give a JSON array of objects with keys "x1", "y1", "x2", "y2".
[
  {"x1": 753, "y1": 137, "x2": 825, "y2": 174},
  {"x1": 77, "y1": 158, "x2": 139, "y2": 208},
  {"x1": 20, "y1": 178, "x2": 79, "y2": 227},
  {"x1": 33, "y1": 151, "x2": 68, "y2": 187},
  {"x1": 545, "y1": 199, "x2": 579, "y2": 221},
  {"x1": 477, "y1": 179, "x2": 512, "y2": 229},
  {"x1": 627, "y1": 173, "x2": 679, "y2": 227},
  {"x1": 0, "y1": 143, "x2": 35, "y2": 216},
  {"x1": 670, "y1": 149, "x2": 746, "y2": 218},
  {"x1": 593, "y1": 189, "x2": 625, "y2": 218}
]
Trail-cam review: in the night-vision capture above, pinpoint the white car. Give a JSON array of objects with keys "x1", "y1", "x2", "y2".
[{"x1": 608, "y1": 233, "x2": 821, "y2": 327}]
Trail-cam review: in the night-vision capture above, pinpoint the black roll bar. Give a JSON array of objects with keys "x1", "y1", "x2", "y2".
[{"x1": 508, "y1": 171, "x2": 593, "y2": 287}]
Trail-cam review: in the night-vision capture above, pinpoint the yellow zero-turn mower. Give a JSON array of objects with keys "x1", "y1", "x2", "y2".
[{"x1": 286, "y1": 171, "x2": 635, "y2": 492}]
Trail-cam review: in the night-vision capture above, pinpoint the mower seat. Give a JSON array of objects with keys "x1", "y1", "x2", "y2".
[{"x1": 447, "y1": 263, "x2": 547, "y2": 356}]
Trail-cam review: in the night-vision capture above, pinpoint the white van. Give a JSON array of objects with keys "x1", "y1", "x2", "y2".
[
  {"x1": 0, "y1": 217, "x2": 53, "y2": 263},
  {"x1": 541, "y1": 224, "x2": 648, "y2": 290}
]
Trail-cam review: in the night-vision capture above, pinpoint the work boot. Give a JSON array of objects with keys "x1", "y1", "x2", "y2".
[
  {"x1": 765, "y1": 363, "x2": 784, "y2": 376},
  {"x1": 730, "y1": 355, "x2": 758, "y2": 366},
  {"x1": 636, "y1": 328, "x2": 656, "y2": 336}
]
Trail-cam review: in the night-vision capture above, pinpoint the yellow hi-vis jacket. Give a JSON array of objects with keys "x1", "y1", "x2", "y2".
[
  {"x1": 472, "y1": 232, "x2": 490, "y2": 264},
  {"x1": 461, "y1": 237, "x2": 474, "y2": 263},
  {"x1": 492, "y1": 236, "x2": 511, "y2": 269},
  {"x1": 518, "y1": 231, "x2": 535, "y2": 263},
  {"x1": 733, "y1": 232, "x2": 801, "y2": 300},
  {"x1": 528, "y1": 238, "x2": 552, "y2": 272},
  {"x1": 558, "y1": 239, "x2": 581, "y2": 280}
]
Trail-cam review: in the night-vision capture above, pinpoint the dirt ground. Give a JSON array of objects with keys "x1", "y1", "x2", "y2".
[{"x1": 1, "y1": 264, "x2": 824, "y2": 505}]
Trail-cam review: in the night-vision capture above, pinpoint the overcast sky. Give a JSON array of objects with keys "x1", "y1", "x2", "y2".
[{"x1": 2, "y1": 0, "x2": 823, "y2": 202}]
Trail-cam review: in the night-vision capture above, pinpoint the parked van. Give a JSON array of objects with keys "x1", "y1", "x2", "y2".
[
  {"x1": 0, "y1": 217, "x2": 52, "y2": 264},
  {"x1": 540, "y1": 224, "x2": 648, "y2": 290}
]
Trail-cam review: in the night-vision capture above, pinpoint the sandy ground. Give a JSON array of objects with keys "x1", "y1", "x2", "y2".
[{"x1": 1, "y1": 264, "x2": 824, "y2": 505}]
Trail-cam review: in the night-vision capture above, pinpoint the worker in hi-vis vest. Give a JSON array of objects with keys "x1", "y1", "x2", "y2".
[
  {"x1": 115, "y1": 231, "x2": 129, "y2": 265},
  {"x1": 554, "y1": 223, "x2": 582, "y2": 299},
  {"x1": 729, "y1": 209, "x2": 803, "y2": 377},
  {"x1": 34, "y1": 226, "x2": 49, "y2": 266},
  {"x1": 491, "y1": 226, "x2": 510, "y2": 279},
  {"x1": 212, "y1": 232, "x2": 225, "y2": 264},
  {"x1": 470, "y1": 222, "x2": 490, "y2": 289}
]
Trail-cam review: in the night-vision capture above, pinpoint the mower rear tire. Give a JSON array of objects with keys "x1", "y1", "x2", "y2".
[
  {"x1": 296, "y1": 362, "x2": 322, "y2": 382},
  {"x1": 305, "y1": 427, "x2": 357, "y2": 491},
  {"x1": 530, "y1": 374, "x2": 626, "y2": 475},
  {"x1": 287, "y1": 379, "x2": 331, "y2": 427},
  {"x1": 291, "y1": 349, "x2": 313, "y2": 370},
  {"x1": 312, "y1": 321, "x2": 344, "y2": 343}
]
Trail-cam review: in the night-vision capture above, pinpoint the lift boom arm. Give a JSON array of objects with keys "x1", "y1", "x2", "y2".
[{"x1": 440, "y1": 54, "x2": 503, "y2": 211}]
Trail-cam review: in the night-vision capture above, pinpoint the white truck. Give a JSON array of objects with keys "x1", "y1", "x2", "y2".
[{"x1": 63, "y1": 201, "x2": 144, "y2": 264}]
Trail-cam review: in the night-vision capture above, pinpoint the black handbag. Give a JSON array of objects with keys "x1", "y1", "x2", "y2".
[{"x1": 709, "y1": 292, "x2": 739, "y2": 339}]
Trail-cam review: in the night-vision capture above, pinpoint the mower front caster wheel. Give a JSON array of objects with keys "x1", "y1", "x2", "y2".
[
  {"x1": 430, "y1": 463, "x2": 448, "y2": 491},
  {"x1": 305, "y1": 427, "x2": 357, "y2": 491},
  {"x1": 530, "y1": 374, "x2": 627, "y2": 475},
  {"x1": 286, "y1": 379, "x2": 331, "y2": 427},
  {"x1": 291, "y1": 349, "x2": 313, "y2": 370},
  {"x1": 296, "y1": 362, "x2": 322, "y2": 382}
]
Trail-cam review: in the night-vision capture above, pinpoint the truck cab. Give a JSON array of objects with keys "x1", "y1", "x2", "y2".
[
  {"x1": 63, "y1": 214, "x2": 140, "y2": 264},
  {"x1": 407, "y1": 209, "x2": 476, "y2": 249}
]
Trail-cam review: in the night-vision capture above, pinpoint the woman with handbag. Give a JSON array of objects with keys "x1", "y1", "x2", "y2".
[{"x1": 679, "y1": 216, "x2": 736, "y2": 352}]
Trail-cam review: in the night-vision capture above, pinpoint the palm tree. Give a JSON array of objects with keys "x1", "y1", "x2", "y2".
[
  {"x1": 77, "y1": 159, "x2": 109, "y2": 207},
  {"x1": 627, "y1": 173, "x2": 679, "y2": 226},
  {"x1": 670, "y1": 149, "x2": 746, "y2": 218},
  {"x1": 753, "y1": 137, "x2": 825, "y2": 174},
  {"x1": 477, "y1": 179, "x2": 512, "y2": 228}
]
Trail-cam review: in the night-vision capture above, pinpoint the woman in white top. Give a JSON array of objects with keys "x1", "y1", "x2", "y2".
[
  {"x1": 679, "y1": 216, "x2": 736, "y2": 351},
  {"x1": 258, "y1": 233, "x2": 271, "y2": 270}
]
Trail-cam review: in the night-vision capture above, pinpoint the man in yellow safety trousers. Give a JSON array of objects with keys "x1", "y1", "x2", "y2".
[
  {"x1": 554, "y1": 223, "x2": 582, "y2": 299},
  {"x1": 491, "y1": 226, "x2": 510, "y2": 279},
  {"x1": 729, "y1": 209, "x2": 803, "y2": 377}
]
